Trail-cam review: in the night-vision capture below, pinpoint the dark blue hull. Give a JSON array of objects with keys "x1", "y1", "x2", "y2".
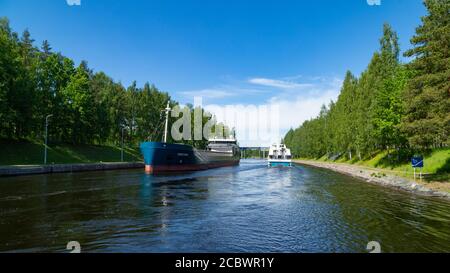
[{"x1": 140, "y1": 142, "x2": 240, "y2": 174}]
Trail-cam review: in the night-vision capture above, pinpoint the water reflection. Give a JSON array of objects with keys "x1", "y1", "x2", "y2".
[{"x1": 0, "y1": 160, "x2": 449, "y2": 253}]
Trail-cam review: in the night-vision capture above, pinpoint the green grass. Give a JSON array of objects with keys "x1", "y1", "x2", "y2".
[
  {"x1": 357, "y1": 148, "x2": 449, "y2": 181},
  {"x1": 0, "y1": 139, "x2": 142, "y2": 166},
  {"x1": 297, "y1": 148, "x2": 450, "y2": 182}
]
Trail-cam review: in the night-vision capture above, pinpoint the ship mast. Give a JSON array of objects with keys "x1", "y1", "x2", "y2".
[{"x1": 163, "y1": 102, "x2": 171, "y2": 143}]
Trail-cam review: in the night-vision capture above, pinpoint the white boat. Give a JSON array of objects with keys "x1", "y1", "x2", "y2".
[{"x1": 267, "y1": 143, "x2": 292, "y2": 167}]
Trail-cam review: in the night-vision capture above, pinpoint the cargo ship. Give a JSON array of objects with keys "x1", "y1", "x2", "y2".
[{"x1": 140, "y1": 103, "x2": 240, "y2": 174}]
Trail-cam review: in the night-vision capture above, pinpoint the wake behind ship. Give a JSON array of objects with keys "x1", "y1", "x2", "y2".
[{"x1": 140, "y1": 103, "x2": 240, "y2": 174}]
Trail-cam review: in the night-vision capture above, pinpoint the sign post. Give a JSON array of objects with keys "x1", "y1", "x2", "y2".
[{"x1": 411, "y1": 156, "x2": 424, "y2": 181}]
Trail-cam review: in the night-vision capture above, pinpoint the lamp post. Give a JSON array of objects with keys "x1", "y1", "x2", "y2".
[
  {"x1": 44, "y1": 114, "x2": 53, "y2": 165},
  {"x1": 121, "y1": 126, "x2": 125, "y2": 162}
]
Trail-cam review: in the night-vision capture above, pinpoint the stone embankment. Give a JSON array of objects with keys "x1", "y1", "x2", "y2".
[
  {"x1": 0, "y1": 162, "x2": 144, "y2": 177},
  {"x1": 294, "y1": 160, "x2": 450, "y2": 200}
]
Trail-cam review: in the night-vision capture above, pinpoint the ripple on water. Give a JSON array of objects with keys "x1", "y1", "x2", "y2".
[{"x1": 0, "y1": 160, "x2": 449, "y2": 252}]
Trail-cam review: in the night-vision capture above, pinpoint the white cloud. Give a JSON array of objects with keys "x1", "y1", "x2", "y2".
[
  {"x1": 177, "y1": 86, "x2": 268, "y2": 102},
  {"x1": 367, "y1": 0, "x2": 381, "y2": 6},
  {"x1": 175, "y1": 75, "x2": 342, "y2": 147},
  {"x1": 178, "y1": 89, "x2": 235, "y2": 99},
  {"x1": 66, "y1": 0, "x2": 81, "y2": 6},
  {"x1": 248, "y1": 77, "x2": 314, "y2": 89},
  {"x1": 202, "y1": 92, "x2": 339, "y2": 147},
  {"x1": 269, "y1": 77, "x2": 342, "y2": 134},
  {"x1": 269, "y1": 90, "x2": 339, "y2": 133},
  {"x1": 199, "y1": 76, "x2": 342, "y2": 147}
]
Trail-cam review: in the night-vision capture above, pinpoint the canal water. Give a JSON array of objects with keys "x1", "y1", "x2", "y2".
[{"x1": 0, "y1": 160, "x2": 449, "y2": 253}]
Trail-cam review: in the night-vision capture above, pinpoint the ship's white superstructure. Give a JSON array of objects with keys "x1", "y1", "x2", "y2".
[{"x1": 267, "y1": 143, "x2": 292, "y2": 167}]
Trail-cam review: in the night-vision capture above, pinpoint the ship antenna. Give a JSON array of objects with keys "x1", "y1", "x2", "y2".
[{"x1": 163, "y1": 102, "x2": 171, "y2": 143}]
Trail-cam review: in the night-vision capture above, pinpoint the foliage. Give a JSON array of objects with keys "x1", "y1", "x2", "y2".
[
  {"x1": 402, "y1": 0, "x2": 450, "y2": 149},
  {"x1": 0, "y1": 17, "x2": 219, "y2": 149},
  {"x1": 285, "y1": 1, "x2": 449, "y2": 163}
]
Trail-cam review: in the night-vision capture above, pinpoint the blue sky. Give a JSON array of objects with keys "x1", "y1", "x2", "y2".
[{"x1": 1, "y1": 0, "x2": 427, "y2": 145}]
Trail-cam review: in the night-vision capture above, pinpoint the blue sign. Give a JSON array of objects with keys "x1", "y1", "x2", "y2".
[{"x1": 412, "y1": 156, "x2": 424, "y2": 168}]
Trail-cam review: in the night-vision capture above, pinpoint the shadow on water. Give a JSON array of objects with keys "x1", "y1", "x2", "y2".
[
  {"x1": 303, "y1": 167, "x2": 450, "y2": 252},
  {"x1": 0, "y1": 159, "x2": 449, "y2": 253}
]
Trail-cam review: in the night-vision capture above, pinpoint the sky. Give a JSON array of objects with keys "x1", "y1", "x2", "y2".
[{"x1": 0, "y1": 0, "x2": 427, "y2": 146}]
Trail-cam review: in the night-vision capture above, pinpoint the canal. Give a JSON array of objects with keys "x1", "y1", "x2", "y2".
[{"x1": 0, "y1": 160, "x2": 449, "y2": 253}]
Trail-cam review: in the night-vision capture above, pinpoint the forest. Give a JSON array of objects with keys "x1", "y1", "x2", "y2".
[
  {"x1": 284, "y1": 0, "x2": 449, "y2": 163},
  {"x1": 0, "y1": 17, "x2": 227, "y2": 151}
]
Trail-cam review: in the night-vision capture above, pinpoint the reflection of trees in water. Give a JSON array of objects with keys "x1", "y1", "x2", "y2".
[
  {"x1": 138, "y1": 173, "x2": 214, "y2": 242},
  {"x1": 0, "y1": 171, "x2": 125, "y2": 252},
  {"x1": 313, "y1": 168, "x2": 450, "y2": 252}
]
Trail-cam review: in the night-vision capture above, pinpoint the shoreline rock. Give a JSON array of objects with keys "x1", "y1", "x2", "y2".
[{"x1": 294, "y1": 160, "x2": 450, "y2": 200}]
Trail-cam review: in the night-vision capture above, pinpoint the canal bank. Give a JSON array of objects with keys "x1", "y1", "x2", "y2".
[
  {"x1": 294, "y1": 160, "x2": 450, "y2": 200},
  {"x1": 0, "y1": 162, "x2": 144, "y2": 177}
]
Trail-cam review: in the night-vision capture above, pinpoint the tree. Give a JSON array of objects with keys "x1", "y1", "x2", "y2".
[
  {"x1": 135, "y1": 82, "x2": 170, "y2": 142},
  {"x1": 0, "y1": 16, "x2": 223, "y2": 149},
  {"x1": 0, "y1": 17, "x2": 18, "y2": 137},
  {"x1": 37, "y1": 53, "x2": 75, "y2": 142},
  {"x1": 41, "y1": 40, "x2": 52, "y2": 58},
  {"x1": 89, "y1": 72, "x2": 115, "y2": 143},
  {"x1": 402, "y1": 0, "x2": 450, "y2": 149},
  {"x1": 331, "y1": 71, "x2": 357, "y2": 158},
  {"x1": 372, "y1": 65, "x2": 411, "y2": 150},
  {"x1": 284, "y1": 23, "x2": 409, "y2": 161},
  {"x1": 61, "y1": 63, "x2": 95, "y2": 143}
]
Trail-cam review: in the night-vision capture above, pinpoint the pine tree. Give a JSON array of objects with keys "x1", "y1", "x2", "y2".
[
  {"x1": 402, "y1": 0, "x2": 450, "y2": 149},
  {"x1": 7, "y1": 28, "x2": 38, "y2": 137},
  {"x1": 41, "y1": 40, "x2": 52, "y2": 59}
]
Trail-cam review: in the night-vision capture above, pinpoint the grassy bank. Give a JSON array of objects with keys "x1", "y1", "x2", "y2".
[
  {"x1": 298, "y1": 148, "x2": 450, "y2": 183},
  {"x1": 0, "y1": 139, "x2": 142, "y2": 166}
]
